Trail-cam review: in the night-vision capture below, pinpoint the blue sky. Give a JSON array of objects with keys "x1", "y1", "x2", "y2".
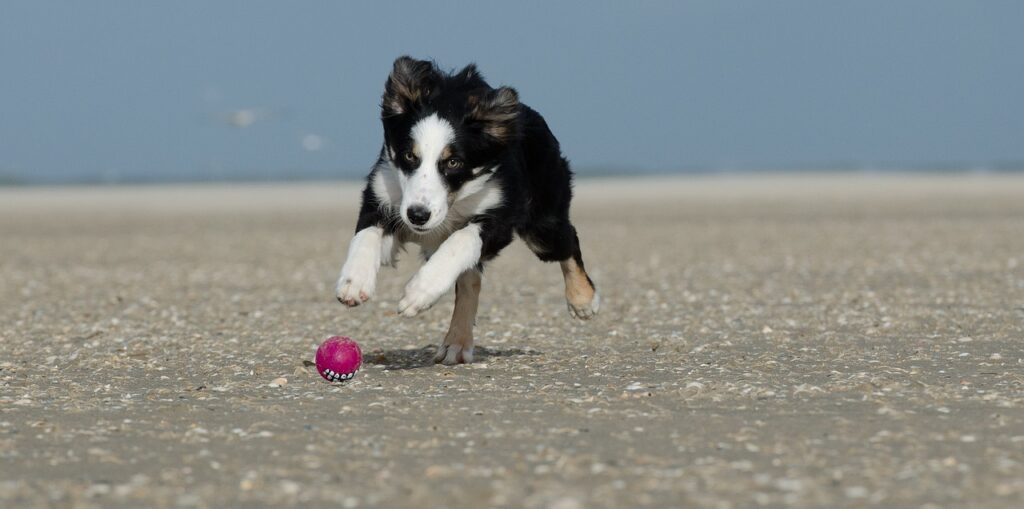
[{"x1": 1, "y1": 1, "x2": 1022, "y2": 183}]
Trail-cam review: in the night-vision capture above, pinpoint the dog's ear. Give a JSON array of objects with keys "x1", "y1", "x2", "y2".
[
  {"x1": 466, "y1": 86, "x2": 520, "y2": 142},
  {"x1": 382, "y1": 56, "x2": 438, "y2": 117}
]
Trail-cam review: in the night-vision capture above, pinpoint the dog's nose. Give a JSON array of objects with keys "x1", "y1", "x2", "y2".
[{"x1": 406, "y1": 205, "x2": 431, "y2": 227}]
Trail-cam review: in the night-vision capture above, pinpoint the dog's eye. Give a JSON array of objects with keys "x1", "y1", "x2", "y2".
[
  {"x1": 402, "y1": 151, "x2": 417, "y2": 163},
  {"x1": 445, "y1": 158, "x2": 464, "y2": 171}
]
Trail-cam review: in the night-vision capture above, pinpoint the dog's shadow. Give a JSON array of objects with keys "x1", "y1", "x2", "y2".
[{"x1": 363, "y1": 345, "x2": 541, "y2": 370}]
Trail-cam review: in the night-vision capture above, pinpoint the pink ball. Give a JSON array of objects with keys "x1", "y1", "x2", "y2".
[{"x1": 315, "y1": 336, "x2": 362, "y2": 382}]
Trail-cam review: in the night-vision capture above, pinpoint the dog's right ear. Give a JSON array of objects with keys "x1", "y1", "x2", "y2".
[{"x1": 382, "y1": 56, "x2": 438, "y2": 117}]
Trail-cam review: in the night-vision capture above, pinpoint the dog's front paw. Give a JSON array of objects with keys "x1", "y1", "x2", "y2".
[
  {"x1": 335, "y1": 267, "x2": 376, "y2": 307},
  {"x1": 568, "y1": 291, "x2": 600, "y2": 320},
  {"x1": 397, "y1": 272, "x2": 446, "y2": 317}
]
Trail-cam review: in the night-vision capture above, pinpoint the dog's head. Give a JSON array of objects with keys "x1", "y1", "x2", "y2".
[{"x1": 380, "y1": 56, "x2": 518, "y2": 233}]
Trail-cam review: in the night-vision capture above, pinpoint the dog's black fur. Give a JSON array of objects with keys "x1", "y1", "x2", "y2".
[{"x1": 356, "y1": 56, "x2": 587, "y2": 271}]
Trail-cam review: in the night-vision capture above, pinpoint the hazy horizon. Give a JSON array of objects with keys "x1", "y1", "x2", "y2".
[{"x1": 2, "y1": 1, "x2": 1022, "y2": 184}]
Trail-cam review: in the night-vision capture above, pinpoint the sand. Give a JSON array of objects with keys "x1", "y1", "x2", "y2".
[{"x1": 1, "y1": 174, "x2": 1023, "y2": 508}]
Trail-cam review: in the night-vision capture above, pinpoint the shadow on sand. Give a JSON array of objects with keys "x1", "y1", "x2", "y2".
[{"x1": 362, "y1": 345, "x2": 542, "y2": 370}]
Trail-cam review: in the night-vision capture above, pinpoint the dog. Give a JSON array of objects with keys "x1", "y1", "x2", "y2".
[{"x1": 335, "y1": 56, "x2": 600, "y2": 364}]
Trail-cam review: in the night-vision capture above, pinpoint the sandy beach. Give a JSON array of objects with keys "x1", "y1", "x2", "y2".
[{"x1": 1, "y1": 174, "x2": 1023, "y2": 508}]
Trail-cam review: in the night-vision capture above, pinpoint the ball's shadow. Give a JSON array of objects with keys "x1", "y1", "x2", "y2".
[{"x1": 364, "y1": 345, "x2": 541, "y2": 370}]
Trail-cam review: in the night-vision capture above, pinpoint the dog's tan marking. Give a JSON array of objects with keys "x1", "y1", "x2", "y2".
[
  {"x1": 440, "y1": 145, "x2": 453, "y2": 161},
  {"x1": 561, "y1": 258, "x2": 599, "y2": 320},
  {"x1": 435, "y1": 270, "x2": 481, "y2": 365}
]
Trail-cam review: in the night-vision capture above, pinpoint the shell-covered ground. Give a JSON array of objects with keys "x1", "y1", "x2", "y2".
[{"x1": 1, "y1": 175, "x2": 1023, "y2": 508}]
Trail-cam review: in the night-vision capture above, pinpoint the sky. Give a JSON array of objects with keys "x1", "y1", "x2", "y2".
[{"x1": 1, "y1": 1, "x2": 1022, "y2": 183}]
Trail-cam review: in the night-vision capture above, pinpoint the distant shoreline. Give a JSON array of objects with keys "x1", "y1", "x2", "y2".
[{"x1": 3, "y1": 165, "x2": 1023, "y2": 187}]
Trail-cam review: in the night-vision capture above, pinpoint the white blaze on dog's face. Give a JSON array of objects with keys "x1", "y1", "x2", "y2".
[{"x1": 396, "y1": 114, "x2": 454, "y2": 232}]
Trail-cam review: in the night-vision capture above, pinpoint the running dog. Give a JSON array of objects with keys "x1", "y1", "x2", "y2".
[{"x1": 336, "y1": 56, "x2": 600, "y2": 364}]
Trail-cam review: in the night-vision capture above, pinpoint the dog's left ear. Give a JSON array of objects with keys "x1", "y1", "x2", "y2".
[
  {"x1": 467, "y1": 87, "x2": 520, "y2": 143},
  {"x1": 382, "y1": 56, "x2": 439, "y2": 117}
]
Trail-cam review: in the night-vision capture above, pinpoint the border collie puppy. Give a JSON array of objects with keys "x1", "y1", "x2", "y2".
[{"x1": 336, "y1": 56, "x2": 599, "y2": 364}]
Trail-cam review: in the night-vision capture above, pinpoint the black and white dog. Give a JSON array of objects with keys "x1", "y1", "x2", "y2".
[{"x1": 336, "y1": 57, "x2": 599, "y2": 364}]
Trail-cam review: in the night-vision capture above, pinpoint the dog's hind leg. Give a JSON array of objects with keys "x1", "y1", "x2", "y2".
[
  {"x1": 559, "y1": 227, "x2": 600, "y2": 320},
  {"x1": 560, "y1": 251, "x2": 599, "y2": 320},
  {"x1": 434, "y1": 269, "x2": 482, "y2": 365},
  {"x1": 522, "y1": 220, "x2": 600, "y2": 320}
]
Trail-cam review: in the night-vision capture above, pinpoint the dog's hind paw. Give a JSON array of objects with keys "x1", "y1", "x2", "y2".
[
  {"x1": 433, "y1": 342, "x2": 474, "y2": 365},
  {"x1": 567, "y1": 291, "x2": 600, "y2": 320}
]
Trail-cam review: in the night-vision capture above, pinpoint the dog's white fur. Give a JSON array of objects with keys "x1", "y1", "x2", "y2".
[
  {"x1": 398, "y1": 222, "x2": 483, "y2": 316},
  {"x1": 399, "y1": 114, "x2": 455, "y2": 232},
  {"x1": 335, "y1": 226, "x2": 383, "y2": 306}
]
